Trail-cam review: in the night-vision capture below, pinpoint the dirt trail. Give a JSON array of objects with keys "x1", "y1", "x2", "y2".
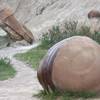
[{"x1": 0, "y1": 43, "x2": 42, "y2": 100}]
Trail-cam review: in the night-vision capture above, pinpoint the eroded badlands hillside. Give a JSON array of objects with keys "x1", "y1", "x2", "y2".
[{"x1": 0, "y1": 0, "x2": 100, "y2": 39}]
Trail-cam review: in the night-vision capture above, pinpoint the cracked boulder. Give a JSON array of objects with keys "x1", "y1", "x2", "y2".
[
  {"x1": 0, "y1": 7, "x2": 34, "y2": 44},
  {"x1": 37, "y1": 36, "x2": 100, "y2": 92}
]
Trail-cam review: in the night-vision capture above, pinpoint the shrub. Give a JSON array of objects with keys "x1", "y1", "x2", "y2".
[{"x1": 40, "y1": 21, "x2": 100, "y2": 49}]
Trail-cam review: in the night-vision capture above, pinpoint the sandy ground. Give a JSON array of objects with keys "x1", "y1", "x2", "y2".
[{"x1": 0, "y1": 43, "x2": 42, "y2": 100}]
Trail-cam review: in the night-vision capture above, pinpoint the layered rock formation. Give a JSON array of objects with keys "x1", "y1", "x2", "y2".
[
  {"x1": 37, "y1": 36, "x2": 100, "y2": 92},
  {"x1": 0, "y1": 6, "x2": 34, "y2": 44},
  {"x1": 1, "y1": 0, "x2": 100, "y2": 39}
]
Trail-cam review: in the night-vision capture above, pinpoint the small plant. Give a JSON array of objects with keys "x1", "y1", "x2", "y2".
[
  {"x1": 0, "y1": 58, "x2": 16, "y2": 80},
  {"x1": 40, "y1": 21, "x2": 78, "y2": 49},
  {"x1": 90, "y1": 32, "x2": 100, "y2": 43},
  {"x1": 40, "y1": 26, "x2": 63, "y2": 49}
]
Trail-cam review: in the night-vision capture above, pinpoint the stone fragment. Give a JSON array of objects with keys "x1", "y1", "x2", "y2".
[
  {"x1": 0, "y1": 7, "x2": 34, "y2": 44},
  {"x1": 88, "y1": 10, "x2": 100, "y2": 19}
]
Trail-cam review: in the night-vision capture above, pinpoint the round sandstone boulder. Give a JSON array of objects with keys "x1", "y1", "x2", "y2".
[{"x1": 37, "y1": 36, "x2": 100, "y2": 92}]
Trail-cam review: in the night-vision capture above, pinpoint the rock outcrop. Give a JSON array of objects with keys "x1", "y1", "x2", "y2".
[
  {"x1": 88, "y1": 10, "x2": 100, "y2": 19},
  {"x1": 1, "y1": 0, "x2": 100, "y2": 38},
  {"x1": 0, "y1": 7, "x2": 34, "y2": 44},
  {"x1": 37, "y1": 36, "x2": 100, "y2": 92}
]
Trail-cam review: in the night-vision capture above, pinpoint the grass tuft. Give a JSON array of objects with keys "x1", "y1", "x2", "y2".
[
  {"x1": 35, "y1": 90, "x2": 97, "y2": 100},
  {"x1": 0, "y1": 58, "x2": 16, "y2": 80},
  {"x1": 15, "y1": 47, "x2": 47, "y2": 69}
]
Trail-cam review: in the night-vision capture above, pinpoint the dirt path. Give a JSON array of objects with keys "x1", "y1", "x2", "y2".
[{"x1": 0, "y1": 43, "x2": 42, "y2": 100}]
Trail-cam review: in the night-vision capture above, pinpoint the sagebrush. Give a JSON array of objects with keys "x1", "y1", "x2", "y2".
[{"x1": 40, "y1": 21, "x2": 100, "y2": 49}]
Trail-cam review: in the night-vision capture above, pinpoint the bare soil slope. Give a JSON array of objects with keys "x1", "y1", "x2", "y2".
[{"x1": 0, "y1": 0, "x2": 100, "y2": 38}]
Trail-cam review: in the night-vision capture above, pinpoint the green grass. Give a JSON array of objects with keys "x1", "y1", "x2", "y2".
[
  {"x1": 35, "y1": 90, "x2": 97, "y2": 100},
  {"x1": 15, "y1": 47, "x2": 47, "y2": 69},
  {"x1": 0, "y1": 58, "x2": 16, "y2": 80}
]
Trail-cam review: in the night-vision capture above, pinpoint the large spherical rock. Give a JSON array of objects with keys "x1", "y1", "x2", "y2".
[{"x1": 37, "y1": 36, "x2": 100, "y2": 92}]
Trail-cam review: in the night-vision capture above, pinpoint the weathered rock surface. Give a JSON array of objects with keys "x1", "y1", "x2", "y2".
[
  {"x1": 88, "y1": 10, "x2": 100, "y2": 19},
  {"x1": 0, "y1": 7, "x2": 34, "y2": 44},
  {"x1": 1, "y1": 0, "x2": 100, "y2": 39},
  {"x1": 37, "y1": 36, "x2": 100, "y2": 92}
]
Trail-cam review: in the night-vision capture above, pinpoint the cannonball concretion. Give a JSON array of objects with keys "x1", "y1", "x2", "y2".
[{"x1": 37, "y1": 36, "x2": 100, "y2": 92}]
